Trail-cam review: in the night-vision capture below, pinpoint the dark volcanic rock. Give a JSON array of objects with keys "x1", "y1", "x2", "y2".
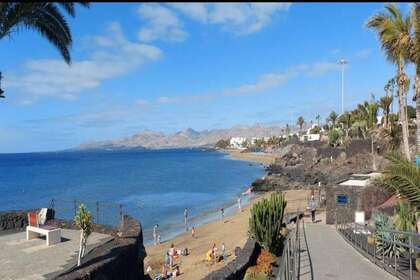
[{"x1": 252, "y1": 140, "x2": 377, "y2": 192}]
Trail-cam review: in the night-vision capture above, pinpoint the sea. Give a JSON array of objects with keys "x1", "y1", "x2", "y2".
[{"x1": 0, "y1": 149, "x2": 265, "y2": 244}]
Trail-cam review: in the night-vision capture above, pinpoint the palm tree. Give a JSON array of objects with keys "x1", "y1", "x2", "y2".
[
  {"x1": 315, "y1": 114, "x2": 321, "y2": 127},
  {"x1": 367, "y1": 3, "x2": 411, "y2": 160},
  {"x1": 384, "y1": 77, "x2": 397, "y2": 113},
  {"x1": 379, "y1": 152, "x2": 420, "y2": 206},
  {"x1": 327, "y1": 111, "x2": 338, "y2": 128},
  {"x1": 338, "y1": 111, "x2": 352, "y2": 137},
  {"x1": 297, "y1": 116, "x2": 305, "y2": 133},
  {"x1": 0, "y1": 2, "x2": 89, "y2": 64},
  {"x1": 379, "y1": 95, "x2": 393, "y2": 128},
  {"x1": 410, "y1": 3, "x2": 420, "y2": 162}
]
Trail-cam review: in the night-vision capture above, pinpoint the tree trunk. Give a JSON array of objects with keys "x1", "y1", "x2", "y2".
[
  {"x1": 77, "y1": 229, "x2": 84, "y2": 266},
  {"x1": 384, "y1": 111, "x2": 388, "y2": 129},
  {"x1": 415, "y1": 73, "x2": 420, "y2": 158},
  {"x1": 371, "y1": 135, "x2": 376, "y2": 171},
  {"x1": 398, "y1": 64, "x2": 411, "y2": 160}
]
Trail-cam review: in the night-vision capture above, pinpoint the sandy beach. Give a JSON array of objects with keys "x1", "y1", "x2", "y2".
[
  {"x1": 144, "y1": 189, "x2": 310, "y2": 280},
  {"x1": 225, "y1": 149, "x2": 277, "y2": 165}
]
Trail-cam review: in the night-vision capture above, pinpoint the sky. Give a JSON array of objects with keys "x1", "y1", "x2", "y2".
[{"x1": 0, "y1": 3, "x2": 416, "y2": 153}]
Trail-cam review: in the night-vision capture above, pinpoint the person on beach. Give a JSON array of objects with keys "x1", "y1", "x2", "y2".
[
  {"x1": 238, "y1": 196, "x2": 242, "y2": 212},
  {"x1": 169, "y1": 243, "x2": 176, "y2": 267},
  {"x1": 211, "y1": 243, "x2": 218, "y2": 264},
  {"x1": 153, "y1": 224, "x2": 159, "y2": 245},
  {"x1": 221, "y1": 242, "x2": 226, "y2": 261},
  {"x1": 184, "y1": 208, "x2": 189, "y2": 231},
  {"x1": 308, "y1": 195, "x2": 317, "y2": 223},
  {"x1": 220, "y1": 207, "x2": 224, "y2": 220},
  {"x1": 191, "y1": 226, "x2": 195, "y2": 238}
]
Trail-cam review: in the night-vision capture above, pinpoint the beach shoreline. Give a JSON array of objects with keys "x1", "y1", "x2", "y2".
[
  {"x1": 141, "y1": 149, "x2": 268, "y2": 246},
  {"x1": 222, "y1": 149, "x2": 277, "y2": 165},
  {"x1": 144, "y1": 189, "x2": 310, "y2": 280}
]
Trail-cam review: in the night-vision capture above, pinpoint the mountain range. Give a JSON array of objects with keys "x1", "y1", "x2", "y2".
[{"x1": 76, "y1": 123, "x2": 294, "y2": 150}]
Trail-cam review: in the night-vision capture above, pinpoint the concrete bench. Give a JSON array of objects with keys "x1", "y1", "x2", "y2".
[{"x1": 26, "y1": 225, "x2": 61, "y2": 246}]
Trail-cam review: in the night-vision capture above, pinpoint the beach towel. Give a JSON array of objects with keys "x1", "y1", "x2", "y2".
[{"x1": 38, "y1": 208, "x2": 48, "y2": 225}]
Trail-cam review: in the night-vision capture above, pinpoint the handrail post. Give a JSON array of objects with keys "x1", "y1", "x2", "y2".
[
  {"x1": 96, "y1": 201, "x2": 99, "y2": 224},
  {"x1": 393, "y1": 232, "x2": 397, "y2": 275},
  {"x1": 373, "y1": 228, "x2": 376, "y2": 264},
  {"x1": 73, "y1": 199, "x2": 77, "y2": 217},
  {"x1": 409, "y1": 235, "x2": 413, "y2": 280}
]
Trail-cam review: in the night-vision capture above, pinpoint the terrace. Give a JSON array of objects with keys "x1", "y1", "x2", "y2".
[{"x1": 0, "y1": 229, "x2": 112, "y2": 280}]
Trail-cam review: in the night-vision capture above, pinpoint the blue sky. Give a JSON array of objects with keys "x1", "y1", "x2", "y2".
[{"x1": 0, "y1": 3, "x2": 415, "y2": 153}]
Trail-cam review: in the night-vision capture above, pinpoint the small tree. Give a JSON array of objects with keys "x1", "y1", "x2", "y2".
[
  {"x1": 297, "y1": 116, "x2": 305, "y2": 133},
  {"x1": 327, "y1": 111, "x2": 338, "y2": 128},
  {"x1": 249, "y1": 192, "x2": 287, "y2": 255},
  {"x1": 75, "y1": 203, "x2": 93, "y2": 266}
]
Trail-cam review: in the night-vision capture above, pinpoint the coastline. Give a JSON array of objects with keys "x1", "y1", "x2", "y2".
[
  {"x1": 140, "y1": 149, "x2": 268, "y2": 246},
  {"x1": 144, "y1": 189, "x2": 310, "y2": 280},
  {"x1": 222, "y1": 149, "x2": 276, "y2": 165}
]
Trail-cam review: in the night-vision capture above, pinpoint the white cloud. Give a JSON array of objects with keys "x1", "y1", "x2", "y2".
[
  {"x1": 354, "y1": 49, "x2": 371, "y2": 59},
  {"x1": 305, "y1": 62, "x2": 340, "y2": 77},
  {"x1": 224, "y1": 72, "x2": 290, "y2": 96},
  {"x1": 153, "y1": 60, "x2": 339, "y2": 103},
  {"x1": 6, "y1": 22, "x2": 162, "y2": 103},
  {"x1": 138, "y1": 4, "x2": 188, "y2": 42},
  {"x1": 171, "y1": 3, "x2": 291, "y2": 35}
]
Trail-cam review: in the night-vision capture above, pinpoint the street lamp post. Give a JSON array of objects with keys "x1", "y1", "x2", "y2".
[
  {"x1": 338, "y1": 59, "x2": 348, "y2": 114},
  {"x1": 0, "y1": 72, "x2": 4, "y2": 98}
]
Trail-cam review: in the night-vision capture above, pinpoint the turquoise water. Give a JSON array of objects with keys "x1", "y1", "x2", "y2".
[{"x1": 0, "y1": 149, "x2": 264, "y2": 243}]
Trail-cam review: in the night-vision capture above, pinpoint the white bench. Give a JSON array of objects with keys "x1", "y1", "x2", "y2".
[{"x1": 26, "y1": 225, "x2": 61, "y2": 246}]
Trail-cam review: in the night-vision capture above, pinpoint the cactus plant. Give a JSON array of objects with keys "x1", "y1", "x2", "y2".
[{"x1": 249, "y1": 192, "x2": 287, "y2": 255}]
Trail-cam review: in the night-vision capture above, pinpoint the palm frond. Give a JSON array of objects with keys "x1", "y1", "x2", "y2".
[{"x1": 380, "y1": 152, "x2": 420, "y2": 206}]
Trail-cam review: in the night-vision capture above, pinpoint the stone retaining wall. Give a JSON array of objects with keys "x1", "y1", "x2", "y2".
[
  {"x1": 202, "y1": 239, "x2": 261, "y2": 280},
  {"x1": 0, "y1": 210, "x2": 32, "y2": 231},
  {"x1": 326, "y1": 185, "x2": 390, "y2": 225},
  {"x1": 57, "y1": 215, "x2": 146, "y2": 280},
  {"x1": 0, "y1": 209, "x2": 55, "y2": 232}
]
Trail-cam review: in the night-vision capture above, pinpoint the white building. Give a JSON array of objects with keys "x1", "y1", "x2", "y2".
[
  {"x1": 230, "y1": 137, "x2": 247, "y2": 149},
  {"x1": 299, "y1": 124, "x2": 322, "y2": 142}
]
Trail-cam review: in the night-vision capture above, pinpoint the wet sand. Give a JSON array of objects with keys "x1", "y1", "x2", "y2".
[
  {"x1": 144, "y1": 189, "x2": 310, "y2": 280},
  {"x1": 225, "y1": 149, "x2": 277, "y2": 165}
]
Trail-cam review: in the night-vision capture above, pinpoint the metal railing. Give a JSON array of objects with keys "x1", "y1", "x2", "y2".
[
  {"x1": 49, "y1": 198, "x2": 124, "y2": 227},
  {"x1": 277, "y1": 213, "x2": 304, "y2": 280},
  {"x1": 336, "y1": 212, "x2": 420, "y2": 280}
]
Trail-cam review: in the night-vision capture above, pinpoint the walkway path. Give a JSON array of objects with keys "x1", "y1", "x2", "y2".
[{"x1": 302, "y1": 213, "x2": 397, "y2": 280}]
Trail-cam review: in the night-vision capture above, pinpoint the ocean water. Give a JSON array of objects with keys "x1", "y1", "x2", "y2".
[{"x1": 0, "y1": 149, "x2": 264, "y2": 244}]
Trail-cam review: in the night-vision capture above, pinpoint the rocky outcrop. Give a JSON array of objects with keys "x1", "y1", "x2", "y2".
[
  {"x1": 0, "y1": 209, "x2": 54, "y2": 232},
  {"x1": 252, "y1": 140, "x2": 381, "y2": 192}
]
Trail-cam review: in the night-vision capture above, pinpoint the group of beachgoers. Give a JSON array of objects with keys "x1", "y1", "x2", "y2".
[{"x1": 148, "y1": 187, "x2": 253, "y2": 279}]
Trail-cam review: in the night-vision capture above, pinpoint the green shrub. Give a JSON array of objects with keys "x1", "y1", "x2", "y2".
[
  {"x1": 248, "y1": 192, "x2": 287, "y2": 255},
  {"x1": 244, "y1": 272, "x2": 268, "y2": 280},
  {"x1": 328, "y1": 128, "x2": 343, "y2": 146}
]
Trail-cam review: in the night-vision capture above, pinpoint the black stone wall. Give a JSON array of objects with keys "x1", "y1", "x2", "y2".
[
  {"x1": 202, "y1": 239, "x2": 261, "y2": 280},
  {"x1": 326, "y1": 184, "x2": 390, "y2": 225},
  {"x1": 56, "y1": 215, "x2": 146, "y2": 280}
]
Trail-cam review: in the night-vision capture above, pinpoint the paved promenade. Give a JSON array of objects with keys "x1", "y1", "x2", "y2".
[
  {"x1": 302, "y1": 216, "x2": 397, "y2": 280},
  {"x1": 0, "y1": 229, "x2": 112, "y2": 280}
]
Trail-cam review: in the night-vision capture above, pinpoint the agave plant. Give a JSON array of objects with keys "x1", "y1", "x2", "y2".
[{"x1": 373, "y1": 211, "x2": 405, "y2": 259}]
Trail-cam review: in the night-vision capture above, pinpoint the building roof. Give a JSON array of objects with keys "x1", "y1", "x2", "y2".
[{"x1": 338, "y1": 172, "x2": 381, "y2": 187}]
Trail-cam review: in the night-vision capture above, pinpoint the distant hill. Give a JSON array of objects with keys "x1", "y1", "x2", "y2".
[{"x1": 75, "y1": 123, "x2": 293, "y2": 150}]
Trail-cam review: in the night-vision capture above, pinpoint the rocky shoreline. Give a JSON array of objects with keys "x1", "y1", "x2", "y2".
[{"x1": 249, "y1": 139, "x2": 388, "y2": 193}]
